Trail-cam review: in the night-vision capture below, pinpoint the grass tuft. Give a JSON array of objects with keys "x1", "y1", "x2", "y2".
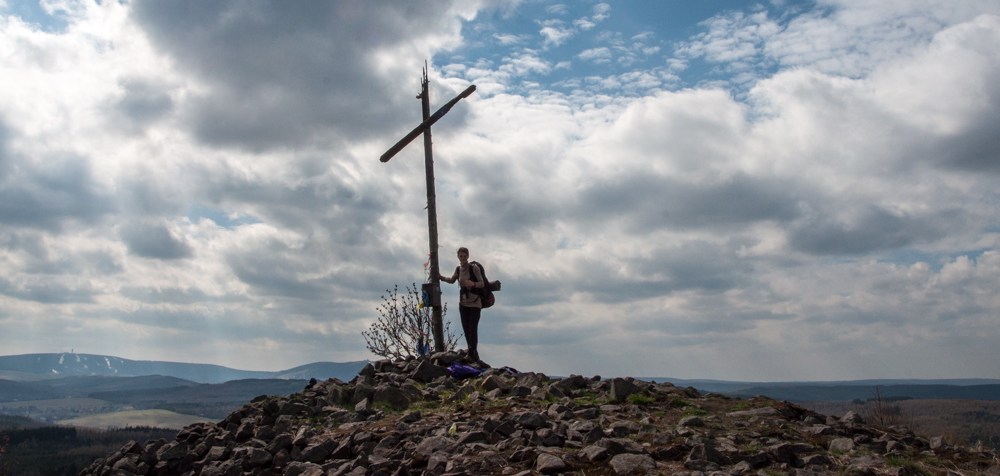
[
  {"x1": 886, "y1": 456, "x2": 932, "y2": 476},
  {"x1": 627, "y1": 394, "x2": 655, "y2": 406},
  {"x1": 682, "y1": 408, "x2": 708, "y2": 417}
]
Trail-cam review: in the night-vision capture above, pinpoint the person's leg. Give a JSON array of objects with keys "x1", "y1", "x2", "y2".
[
  {"x1": 467, "y1": 307, "x2": 481, "y2": 361},
  {"x1": 460, "y1": 306, "x2": 475, "y2": 357}
]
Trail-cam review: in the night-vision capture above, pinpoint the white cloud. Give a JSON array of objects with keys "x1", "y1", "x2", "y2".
[
  {"x1": 499, "y1": 50, "x2": 553, "y2": 76},
  {"x1": 578, "y1": 46, "x2": 612, "y2": 62},
  {"x1": 593, "y1": 3, "x2": 611, "y2": 21},
  {"x1": 539, "y1": 25, "x2": 575, "y2": 46},
  {"x1": 546, "y1": 4, "x2": 567, "y2": 15},
  {"x1": 573, "y1": 18, "x2": 596, "y2": 30},
  {"x1": 632, "y1": 31, "x2": 655, "y2": 41},
  {"x1": 494, "y1": 33, "x2": 526, "y2": 45}
]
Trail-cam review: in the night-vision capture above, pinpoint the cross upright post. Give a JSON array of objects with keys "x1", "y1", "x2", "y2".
[
  {"x1": 380, "y1": 66, "x2": 475, "y2": 353},
  {"x1": 419, "y1": 70, "x2": 445, "y2": 353}
]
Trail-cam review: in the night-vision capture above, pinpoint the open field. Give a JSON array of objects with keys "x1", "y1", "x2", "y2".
[
  {"x1": 0, "y1": 397, "x2": 133, "y2": 424},
  {"x1": 802, "y1": 399, "x2": 1000, "y2": 450},
  {"x1": 56, "y1": 409, "x2": 212, "y2": 430}
]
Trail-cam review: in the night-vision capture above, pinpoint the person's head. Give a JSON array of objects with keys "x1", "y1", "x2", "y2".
[{"x1": 457, "y1": 247, "x2": 469, "y2": 264}]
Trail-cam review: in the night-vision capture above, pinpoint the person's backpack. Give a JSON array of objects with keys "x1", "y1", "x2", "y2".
[{"x1": 458, "y1": 261, "x2": 500, "y2": 308}]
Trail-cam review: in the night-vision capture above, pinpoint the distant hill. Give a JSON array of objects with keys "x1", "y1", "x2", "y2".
[
  {"x1": 638, "y1": 377, "x2": 1000, "y2": 395},
  {"x1": 0, "y1": 353, "x2": 368, "y2": 384},
  {"x1": 727, "y1": 384, "x2": 1000, "y2": 402},
  {"x1": 271, "y1": 362, "x2": 370, "y2": 381},
  {"x1": 0, "y1": 375, "x2": 200, "y2": 403}
]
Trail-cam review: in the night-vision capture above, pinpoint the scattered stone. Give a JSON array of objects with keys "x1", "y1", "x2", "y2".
[
  {"x1": 830, "y1": 438, "x2": 856, "y2": 453},
  {"x1": 840, "y1": 411, "x2": 865, "y2": 424},
  {"x1": 728, "y1": 407, "x2": 780, "y2": 417},
  {"x1": 680, "y1": 415, "x2": 705, "y2": 427}
]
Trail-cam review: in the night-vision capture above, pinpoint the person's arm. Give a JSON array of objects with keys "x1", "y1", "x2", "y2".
[{"x1": 440, "y1": 267, "x2": 458, "y2": 284}]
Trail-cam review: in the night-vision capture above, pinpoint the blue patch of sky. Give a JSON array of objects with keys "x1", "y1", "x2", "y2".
[
  {"x1": 877, "y1": 248, "x2": 992, "y2": 272},
  {"x1": 3, "y1": 0, "x2": 72, "y2": 33},
  {"x1": 187, "y1": 205, "x2": 261, "y2": 229},
  {"x1": 436, "y1": 0, "x2": 817, "y2": 99}
]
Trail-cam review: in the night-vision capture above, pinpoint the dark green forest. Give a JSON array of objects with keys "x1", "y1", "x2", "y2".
[{"x1": 1, "y1": 422, "x2": 175, "y2": 476}]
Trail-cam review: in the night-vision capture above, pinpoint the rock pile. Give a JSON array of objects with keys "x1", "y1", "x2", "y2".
[{"x1": 80, "y1": 352, "x2": 999, "y2": 476}]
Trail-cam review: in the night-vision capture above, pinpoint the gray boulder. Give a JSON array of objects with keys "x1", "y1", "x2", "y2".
[
  {"x1": 410, "y1": 360, "x2": 450, "y2": 383},
  {"x1": 597, "y1": 438, "x2": 646, "y2": 456},
  {"x1": 536, "y1": 453, "x2": 567, "y2": 474},
  {"x1": 610, "y1": 453, "x2": 656, "y2": 475},
  {"x1": 414, "y1": 436, "x2": 458, "y2": 457},
  {"x1": 372, "y1": 384, "x2": 411, "y2": 410},
  {"x1": 481, "y1": 375, "x2": 511, "y2": 393},
  {"x1": 580, "y1": 445, "x2": 610, "y2": 462},
  {"x1": 609, "y1": 378, "x2": 641, "y2": 403}
]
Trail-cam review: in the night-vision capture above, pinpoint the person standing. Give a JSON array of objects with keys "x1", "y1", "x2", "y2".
[{"x1": 440, "y1": 247, "x2": 483, "y2": 362}]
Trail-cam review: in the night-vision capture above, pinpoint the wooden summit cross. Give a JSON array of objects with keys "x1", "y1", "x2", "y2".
[{"x1": 380, "y1": 66, "x2": 476, "y2": 353}]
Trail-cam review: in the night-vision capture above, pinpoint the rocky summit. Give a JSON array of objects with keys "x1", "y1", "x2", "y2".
[{"x1": 80, "y1": 352, "x2": 999, "y2": 476}]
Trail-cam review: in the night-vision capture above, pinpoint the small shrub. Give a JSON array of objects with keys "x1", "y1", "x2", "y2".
[
  {"x1": 364, "y1": 284, "x2": 459, "y2": 360},
  {"x1": 861, "y1": 387, "x2": 913, "y2": 430},
  {"x1": 670, "y1": 397, "x2": 692, "y2": 408}
]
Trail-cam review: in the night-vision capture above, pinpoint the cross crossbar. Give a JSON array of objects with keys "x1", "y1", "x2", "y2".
[{"x1": 380, "y1": 84, "x2": 476, "y2": 163}]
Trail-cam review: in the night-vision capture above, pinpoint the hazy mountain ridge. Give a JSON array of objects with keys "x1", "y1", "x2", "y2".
[
  {"x1": 0, "y1": 353, "x2": 368, "y2": 384},
  {"x1": 0, "y1": 375, "x2": 200, "y2": 403},
  {"x1": 3, "y1": 353, "x2": 1000, "y2": 405}
]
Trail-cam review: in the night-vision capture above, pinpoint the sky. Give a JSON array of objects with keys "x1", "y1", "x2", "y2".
[{"x1": 1, "y1": 0, "x2": 999, "y2": 382}]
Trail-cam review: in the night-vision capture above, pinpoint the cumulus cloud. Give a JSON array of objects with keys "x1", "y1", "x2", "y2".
[{"x1": 128, "y1": 0, "x2": 480, "y2": 150}]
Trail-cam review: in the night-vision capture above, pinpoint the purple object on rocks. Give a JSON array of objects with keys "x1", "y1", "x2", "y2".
[{"x1": 448, "y1": 361, "x2": 482, "y2": 380}]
